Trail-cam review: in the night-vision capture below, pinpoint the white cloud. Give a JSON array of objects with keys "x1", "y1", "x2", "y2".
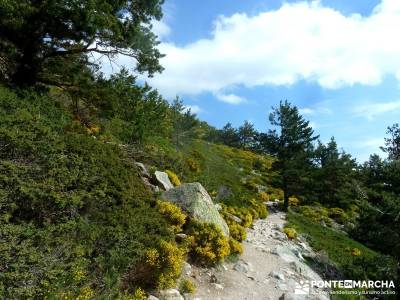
[
  {"x1": 354, "y1": 100, "x2": 400, "y2": 120},
  {"x1": 151, "y1": 19, "x2": 171, "y2": 40},
  {"x1": 144, "y1": 0, "x2": 400, "y2": 98},
  {"x1": 360, "y1": 138, "x2": 384, "y2": 148},
  {"x1": 299, "y1": 108, "x2": 315, "y2": 115},
  {"x1": 215, "y1": 93, "x2": 246, "y2": 104},
  {"x1": 183, "y1": 105, "x2": 203, "y2": 114}
]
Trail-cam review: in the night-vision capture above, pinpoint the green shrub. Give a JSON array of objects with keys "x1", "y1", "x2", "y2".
[
  {"x1": 187, "y1": 221, "x2": 230, "y2": 265},
  {"x1": 268, "y1": 188, "x2": 284, "y2": 201},
  {"x1": 0, "y1": 87, "x2": 174, "y2": 298},
  {"x1": 165, "y1": 170, "x2": 181, "y2": 186},
  {"x1": 156, "y1": 200, "x2": 187, "y2": 233},
  {"x1": 179, "y1": 279, "x2": 196, "y2": 294}
]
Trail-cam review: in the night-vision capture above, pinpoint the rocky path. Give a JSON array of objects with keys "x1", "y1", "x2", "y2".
[{"x1": 185, "y1": 212, "x2": 330, "y2": 300}]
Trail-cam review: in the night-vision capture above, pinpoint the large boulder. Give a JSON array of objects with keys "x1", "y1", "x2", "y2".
[
  {"x1": 154, "y1": 171, "x2": 174, "y2": 191},
  {"x1": 162, "y1": 183, "x2": 229, "y2": 236}
]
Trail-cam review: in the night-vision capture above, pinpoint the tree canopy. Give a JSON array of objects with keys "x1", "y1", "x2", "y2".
[{"x1": 0, "y1": 0, "x2": 164, "y2": 85}]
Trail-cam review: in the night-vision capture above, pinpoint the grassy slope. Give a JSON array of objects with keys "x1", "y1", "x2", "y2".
[
  {"x1": 138, "y1": 137, "x2": 278, "y2": 207},
  {"x1": 287, "y1": 212, "x2": 397, "y2": 284}
]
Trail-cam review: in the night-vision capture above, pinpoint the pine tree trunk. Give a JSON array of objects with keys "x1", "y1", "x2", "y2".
[{"x1": 12, "y1": 41, "x2": 42, "y2": 86}]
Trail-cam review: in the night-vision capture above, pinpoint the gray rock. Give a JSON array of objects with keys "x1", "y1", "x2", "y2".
[
  {"x1": 210, "y1": 274, "x2": 218, "y2": 283},
  {"x1": 183, "y1": 262, "x2": 192, "y2": 276},
  {"x1": 233, "y1": 260, "x2": 252, "y2": 273},
  {"x1": 159, "y1": 289, "x2": 184, "y2": 300},
  {"x1": 270, "y1": 271, "x2": 285, "y2": 281},
  {"x1": 226, "y1": 212, "x2": 242, "y2": 224},
  {"x1": 148, "y1": 296, "x2": 160, "y2": 300},
  {"x1": 214, "y1": 203, "x2": 222, "y2": 211},
  {"x1": 175, "y1": 233, "x2": 188, "y2": 240},
  {"x1": 142, "y1": 177, "x2": 160, "y2": 193},
  {"x1": 135, "y1": 162, "x2": 151, "y2": 178},
  {"x1": 212, "y1": 283, "x2": 224, "y2": 290},
  {"x1": 162, "y1": 183, "x2": 229, "y2": 236},
  {"x1": 155, "y1": 171, "x2": 174, "y2": 191}
]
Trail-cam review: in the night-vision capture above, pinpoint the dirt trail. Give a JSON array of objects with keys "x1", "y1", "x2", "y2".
[{"x1": 186, "y1": 211, "x2": 330, "y2": 300}]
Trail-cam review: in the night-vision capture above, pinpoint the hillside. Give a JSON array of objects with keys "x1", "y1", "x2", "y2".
[
  {"x1": 0, "y1": 86, "x2": 273, "y2": 298},
  {"x1": 1, "y1": 86, "x2": 397, "y2": 299},
  {"x1": 0, "y1": 2, "x2": 399, "y2": 298}
]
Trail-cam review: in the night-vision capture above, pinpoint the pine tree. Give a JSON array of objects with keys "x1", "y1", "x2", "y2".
[
  {"x1": 238, "y1": 120, "x2": 258, "y2": 150},
  {"x1": 381, "y1": 123, "x2": 400, "y2": 161},
  {"x1": 313, "y1": 137, "x2": 357, "y2": 207},
  {"x1": 264, "y1": 100, "x2": 318, "y2": 210}
]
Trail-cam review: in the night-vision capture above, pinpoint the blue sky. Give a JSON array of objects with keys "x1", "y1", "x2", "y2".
[{"x1": 107, "y1": 0, "x2": 400, "y2": 162}]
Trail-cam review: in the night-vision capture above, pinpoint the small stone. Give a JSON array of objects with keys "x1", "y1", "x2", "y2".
[
  {"x1": 270, "y1": 271, "x2": 285, "y2": 281},
  {"x1": 226, "y1": 212, "x2": 242, "y2": 224},
  {"x1": 175, "y1": 233, "x2": 188, "y2": 241},
  {"x1": 183, "y1": 262, "x2": 192, "y2": 276},
  {"x1": 210, "y1": 274, "x2": 218, "y2": 283},
  {"x1": 159, "y1": 289, "x2": 184, "y2": 300},
  {"x1": 233, "y1": 260, "x2": 252, "y2": 273},
  {"x1": 148, "y1": 295, "x2": 159, "y2": 300},
  {"x1": 212, "y1": 283, "x2": 224, "y2": 290}
]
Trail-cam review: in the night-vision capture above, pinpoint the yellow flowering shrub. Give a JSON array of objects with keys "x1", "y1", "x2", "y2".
[
  {"x1": 187, "y1": 221, "x2": 230, "y2": 265},
  {"x1": 86, "y1": 124, "x2": 100, "y2": 135},
  {"x1": 156, "y1": 200, "x2": 187, "y2": 233},
  {"x1": 118, "y1": 288, "x2": 147, "y2": 300},
  {"x1": 283, "y1": 227, "x2": 297, "y2": 239},
  {"x1": 124, "y1": 240, "x2": 185, "y2": 290},
  {"x1": 186, "y1": 158, "x2": 200, "y2": 172},
  {"x1": 328, "y1": 207, "x2": 350, "y2": 224},
  {"x1": 351, "y1": 248, "x2": 361, "y2": 256},
  {"x1": 268, "y1": 188, "x2": 284, "y2": 201},
  {"x1": 74, "y1": 286, "x2": 95, "y2": 300},
  {"x1": 227, "y1": 221, "x2": 246, "y2": 242},
  {"x1": 229, "y1": 238, "x2": 243, "y2": 254},
  {"x1": 258, "y1": 192, "x2": 270, "y2": 202},
  {"x1": 250, "y1": 199, "x2": 268, "y2": 219},
  {"x1": 179, "y1": 279, "x2": 196, "y2": 294},
  {"x1": 165, "y1": 170, "x2": 181, "y2": 186},
  {"x1": 288, "y1": 197, "x2": 300, "y2": 206}
]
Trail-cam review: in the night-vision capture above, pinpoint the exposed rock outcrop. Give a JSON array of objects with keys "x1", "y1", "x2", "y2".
[
  {"x1": 162, "y1": 183, "x2": 229, "y2": 236},
  {"x1": 155, "y1": 171, "x2": 174, "y2": 191}
]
